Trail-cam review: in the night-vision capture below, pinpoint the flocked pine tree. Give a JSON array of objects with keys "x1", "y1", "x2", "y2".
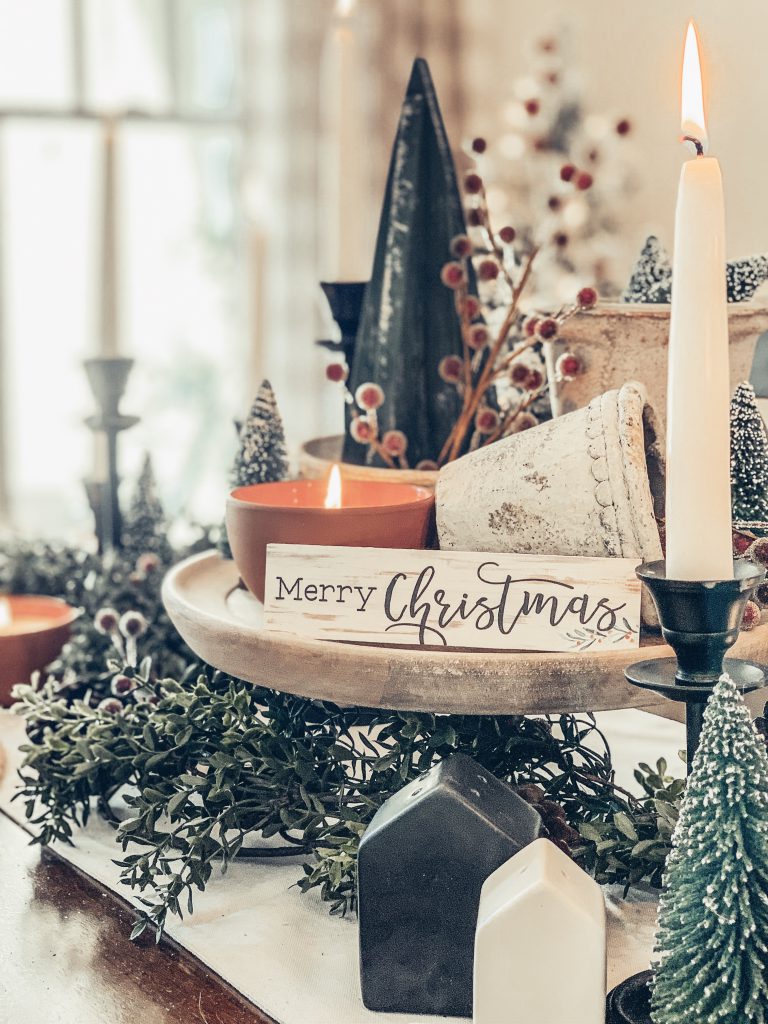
[
  {"x1": 622, "y1": 236, "x2": 672, "y2": 304},
  {"x1": 650, "y1": 674, "x2": 768, "y2": 1024},
  {"x1": 624, "y1": 235, "x2": 768, "y2": 304},
  {"x1": 218, "y1": 380, "x2": 288, "y2": 558},
  {"x1": 121, "y1": 454, "x2": 171, "y2": 560},
  {"x1": 730, "y1": 381, "x2": 768, "y2": 527}
]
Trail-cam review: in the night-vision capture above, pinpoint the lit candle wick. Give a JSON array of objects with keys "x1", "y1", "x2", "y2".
[{"x1": 681, "y1": 135, "x2": 705, "y2": 157}]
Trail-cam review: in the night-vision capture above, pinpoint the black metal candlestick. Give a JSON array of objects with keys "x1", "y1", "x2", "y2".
[
  {"x1": 625, "y1": 558, "x2": 766, "y2": 763},
  {"x1": 316, "y1": 281, "x2": 368, "y2": 372},
  {"x1": 609, "y1": 558, "x2": 768, "y2": 1024},
  {"x1": 83, "y1": 357, "x2": 139, "y2": 552}
]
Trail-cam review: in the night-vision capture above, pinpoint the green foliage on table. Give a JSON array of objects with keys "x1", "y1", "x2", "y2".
[
  {"x1": 1, "y1": 532, "x2": 210, "y2": 705},
  {"x1": 651, "y1": 676, "x2": 768, "y2": 1024},
  {"x1": 578, "y1": 758, "x2": 684, "y2": 891},
  {"x1": 5, "y1": 532, "x2": 698, "y2": 941}
]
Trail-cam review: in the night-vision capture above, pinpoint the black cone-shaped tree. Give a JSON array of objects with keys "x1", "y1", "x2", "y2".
[{"x1": 343, "y1": 58, "x2": 472, "y2": 468}]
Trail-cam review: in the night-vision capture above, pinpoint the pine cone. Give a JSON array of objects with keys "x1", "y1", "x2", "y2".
[{"x1": 514, "y1": 786, "x2": 580, "y2": 855}]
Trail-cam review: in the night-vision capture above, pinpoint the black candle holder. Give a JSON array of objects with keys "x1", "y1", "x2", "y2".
[
  {"x1": 83, "y1": 357, "x2": 139, "y2": 552},
  {"x1": 316, "y1": 281, "x2": 368, "y2": 372},
  {"x1": 624, "y1": 558, "x2": 766, "y2": 763}
]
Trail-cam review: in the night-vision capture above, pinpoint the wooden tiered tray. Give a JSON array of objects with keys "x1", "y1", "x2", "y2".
[{"x1": 162, "y1": 552, "x2": 768, "y2": 718}]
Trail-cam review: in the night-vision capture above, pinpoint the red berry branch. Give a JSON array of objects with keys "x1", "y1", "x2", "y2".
[
  {"x1": 435, "y1": 143, "x2": 597, "y2": 465},
  {"x1": 323, "y1": 136, "x2": 599, "y2": 470}
]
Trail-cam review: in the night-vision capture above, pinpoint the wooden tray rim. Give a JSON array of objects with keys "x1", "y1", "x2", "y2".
[{"x1": 161, "y1": 551, "x2": 768, "y2": 717}]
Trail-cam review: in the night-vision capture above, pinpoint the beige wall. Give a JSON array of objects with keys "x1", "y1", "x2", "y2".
[{"x1": 458, "y1": 0, "x2": 768, "y2": 275}]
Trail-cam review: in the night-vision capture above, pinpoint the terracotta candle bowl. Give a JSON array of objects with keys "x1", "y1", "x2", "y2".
[
  {"x1": 0, "y1": 596, "x2": 79, "y2": 706},
  {"x1": 226, "y1": 479, "x2": 435, "y2": 603}
]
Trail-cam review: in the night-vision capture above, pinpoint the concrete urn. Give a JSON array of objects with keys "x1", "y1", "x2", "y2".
[
  {"x1": 436, "y1": 381, "x2": 665, "y2": 626},
  {"x1": 544, "y1": 302, "x2": 768, "y2": 421}
]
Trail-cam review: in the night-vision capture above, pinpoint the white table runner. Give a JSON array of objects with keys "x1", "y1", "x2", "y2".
[{"x1": 0, "y1": 709, "x2": 684, "y2": 1023}]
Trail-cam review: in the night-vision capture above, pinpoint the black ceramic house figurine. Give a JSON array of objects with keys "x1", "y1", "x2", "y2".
[{"x1": 357, "y1": 752, "x2": 542, "y2": 1017}]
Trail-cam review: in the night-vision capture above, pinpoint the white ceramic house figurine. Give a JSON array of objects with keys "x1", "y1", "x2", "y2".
[{"x1": 474, "y1": 837, "x2": 606, "y2": 1024}]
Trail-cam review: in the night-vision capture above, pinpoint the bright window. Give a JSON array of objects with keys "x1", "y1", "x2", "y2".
[{"x1": 0, "y1": 0, "x2": 250, "y2": 535}]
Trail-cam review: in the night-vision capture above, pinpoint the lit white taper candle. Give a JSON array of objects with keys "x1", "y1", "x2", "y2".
[{"x1": 665, "y1": 21, "x2": 732, "y2": 581}]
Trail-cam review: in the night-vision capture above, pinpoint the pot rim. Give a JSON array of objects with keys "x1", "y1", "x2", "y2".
[
  {"x1": 0, "y1": 595, "x2": 80, "y2": 634},
  {"x1": 575, "y1": 301, "x2": 768, "y2": 320},
  {"x1": 228, "y1": 480, "x2": 435, "y2": 516}
]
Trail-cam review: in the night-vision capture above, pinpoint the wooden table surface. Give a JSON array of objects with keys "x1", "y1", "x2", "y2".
[{"x1": 0, "y1": 810, "x2": 277, "y2": 1024}]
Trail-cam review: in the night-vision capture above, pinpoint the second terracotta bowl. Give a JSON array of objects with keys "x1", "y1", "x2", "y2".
[
  {"x1": 0, "y1": 596, "x2": 79, "y2": 706},
  {"x1": 226, "y1": 479, "x2": 435, "y2": 603}
]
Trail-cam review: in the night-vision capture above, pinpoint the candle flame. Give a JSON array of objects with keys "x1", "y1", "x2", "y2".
[
  {"x1": 680, "y1": 20, "x2": 707, "y2": 152},
  {"x1": 0, "y1": 597, "x2": 11, "y2": 628},
  {"x1": 324, "y1": 464, "x2": 343, "y2": 509},
  {"x1": 335, "y1": 0, "x2": 357, "y2": 16}
]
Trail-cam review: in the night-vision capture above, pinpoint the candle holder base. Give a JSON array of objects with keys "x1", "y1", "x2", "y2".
[
  {"x1": 606, "y1": 971, "x2": 652, "y2": 1024},
  {"x1": 625, "y1": 656, "x2": 765, "y2": 700}
]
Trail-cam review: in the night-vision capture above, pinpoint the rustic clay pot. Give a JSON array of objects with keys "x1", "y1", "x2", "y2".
[
  {"x1": 436, "y1": 382, "x2": 664, "y2": 626},
  {"x1": 226, "y1": 479, "x2": 435, "y2": 603},
  {"x1": 544, "y1": 303, "x2": 768, "y2": 420},
  {"x1": 299, "y1": 435, "x2": 439, "y2": 489}
]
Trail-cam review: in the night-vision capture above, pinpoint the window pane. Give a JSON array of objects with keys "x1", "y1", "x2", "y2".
[
  {"x1": 2, "y1": 120, "x2": 97, "y2": 535},
  {"x1": 176, "y1": 0, "x2": 242, "y2": 114},
  {"x1": 0, "y1": 0, "x2": 73, "y2": 108},
  {"x1": 121, "y1": 124, "x2": 249, "y2": 522},
  {"x1": 83, "y1": 0, "x2": 172, "y2": 112}
]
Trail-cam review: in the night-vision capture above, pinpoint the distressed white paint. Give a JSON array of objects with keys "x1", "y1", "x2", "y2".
[
  {"x1": 437, "y1": 382, "x2": 664, "y2": 627},
  {"x1": 263, "y1": 544, "x2": 641, "y2": 653}
]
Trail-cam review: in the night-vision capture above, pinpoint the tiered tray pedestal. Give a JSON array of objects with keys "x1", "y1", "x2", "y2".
[{"x1": 163, "y1": 552, "x2": 768, "y2": 719}]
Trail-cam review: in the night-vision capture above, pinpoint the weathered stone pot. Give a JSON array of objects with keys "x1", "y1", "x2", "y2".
[
  {"x1": 545, "y1": 303, "x2": 768, "y2": 420},
  {"x1": 436, "y1": 381, "x2": 665, "y2": 626},
  {"x1": 299, "y1": 435, "x2": 439, "y2": 489}
]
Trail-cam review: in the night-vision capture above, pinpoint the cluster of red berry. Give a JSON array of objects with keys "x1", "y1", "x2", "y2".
[
  {"x1": 733, "y1": 534, "x2": 768, "y2": 631},
  {"x1": 92, "y1": 605, "x2": 156, "y2": 714},
  {"x1": 323, "y1": 368, "x2": 417, "y2": 468}
]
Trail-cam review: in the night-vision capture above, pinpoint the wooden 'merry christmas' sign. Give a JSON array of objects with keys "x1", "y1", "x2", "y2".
[
  {"x1": 263, "y1": 545, "x2": 641, "y2": 652},
  {"x1": 343, "y1": 58, "x2": 474, "y2": 468}
]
